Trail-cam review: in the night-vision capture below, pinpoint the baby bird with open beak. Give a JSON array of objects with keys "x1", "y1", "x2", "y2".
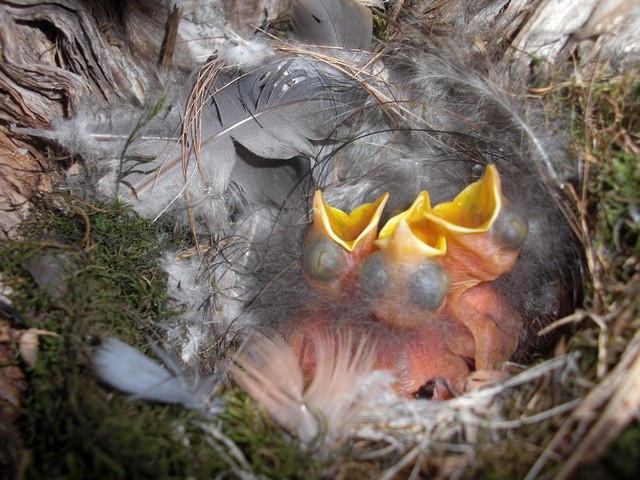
[{"x1": 289, "y1": 164, "x2": 527, "y2": 399}]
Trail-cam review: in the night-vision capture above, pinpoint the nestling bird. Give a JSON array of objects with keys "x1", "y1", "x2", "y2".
[{"x1": 286, "y1": 164, "x2": 527, "y2": 398}]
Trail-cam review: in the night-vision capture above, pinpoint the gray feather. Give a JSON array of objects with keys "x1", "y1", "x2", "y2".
[
  {"x1": 126, "y1": 54, "x2": 368, "y2": 218},
  {"x1": 291, "y1": 0, "x2": 373, "y2": 50},
  {"x1": 94, "y1": 337, "x2": 221, "y2": 413},
  {"x1": 202, "y1": 58, "x2": 357, "y2": 160}
]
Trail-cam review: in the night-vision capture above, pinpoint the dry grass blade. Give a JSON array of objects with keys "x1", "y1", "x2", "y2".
[
  {"x1": 525, "y1": 59, "x2": 640, "y2": 478},
  {"x1": 527, "y1": 334, "x2": 640, "y2": 479},
  {"x1": 556, "y1": 336, "x2": 640, "y2": 479}
]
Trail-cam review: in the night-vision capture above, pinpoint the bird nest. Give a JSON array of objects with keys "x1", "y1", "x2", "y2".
[{"x1": 1, "y1": 1, "x2": 639, "y2": 479}]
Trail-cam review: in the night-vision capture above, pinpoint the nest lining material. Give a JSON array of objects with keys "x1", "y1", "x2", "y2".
[{"x1": 0, "y1": 0, "x2": 639, "y2": 478}]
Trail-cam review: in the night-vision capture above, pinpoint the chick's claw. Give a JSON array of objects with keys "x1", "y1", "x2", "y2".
[
  {"x1": 454, "y1": 369, "x2": 512, "y2": 394},
  {"x1": 376, "y1": 322, "x2": 473, "y2": 399}
]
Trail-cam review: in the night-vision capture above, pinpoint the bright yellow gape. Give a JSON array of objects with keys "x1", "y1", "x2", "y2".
[
  {"x1": 314, "y1": 165, "x2": 511, "y2": 257},
  {"x1": 313, "y1": 190, "x2": 389, "y2": 252},
  {"x1": 375, "y1": 191, "x2": 446, "y2": 259},
  {"x1": 424, "y1": 164, "x2": 502, "y2": 234}
]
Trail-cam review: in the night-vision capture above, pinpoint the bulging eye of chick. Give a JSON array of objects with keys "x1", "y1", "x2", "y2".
[
  {"x1": 490, "y1": 206, "x2": 529, "y2": 250},
  {"x1": 302, "y1": 237, "x2": 346, "y2": 282},
  {"x1": 406, "y1": 260, "x2": 451, "y2": 311}
]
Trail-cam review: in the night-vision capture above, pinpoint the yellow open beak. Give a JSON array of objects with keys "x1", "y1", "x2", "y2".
[
  {"x1": 427, "y1": 164, "x2": 501, "y2": 233},
  {"x1": 375, "y1": 191, "x2": 447, "y2": 260},
  {"x1": 423, "y1": 164, "x2": 527, "y2": 249},
  {"x1": 363, "y1": 192, "x2": 450, "y2": 328},
  {"x1": 313, "y1": 190, "x2": 389, "y2": 252}
]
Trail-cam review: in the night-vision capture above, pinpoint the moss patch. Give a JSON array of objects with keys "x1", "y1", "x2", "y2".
[{"x1": 1, "y1": 195, "x2": 221, "y2": 479}]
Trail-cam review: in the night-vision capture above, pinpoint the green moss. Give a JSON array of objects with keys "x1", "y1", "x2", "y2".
[
  {"x1": 1, "y1": 194, "x2": 231, "y2": 479},
  {"x1": 538, "y1": 70, "x2": 639, "y2": 306},
  {"x1": 372, "y1": 15, "x2": 388, "y2": 40},
  {"x1": 220, "y1": 390, "x2": 325, "y2": 478},
  {"x1": 563, "y1": 73, "x2": 640, "y2": 257},
  {"x1": 578, "y1": 421, "x2": 640, "y2": 479},
  {"x1": 588, "y1": 81, "x2": 640, "y2": 256}
]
